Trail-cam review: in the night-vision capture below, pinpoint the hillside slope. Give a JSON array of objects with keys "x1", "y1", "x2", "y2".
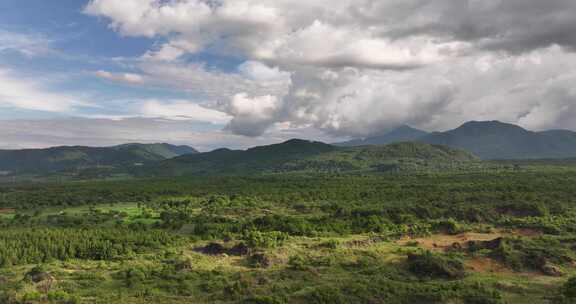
[
  {"x1": 151, "y1": 140, "x2": 479, "y2": 175},
  {"x1": 336, "y1": 125, "x2": 429, "y2": 147},
  {"x1": 339, "y1": 121, "x2": 576, "y2": 160},
  {"x1": 419, "y1": 121, "x2": 576, "y2": 159},
  {"x1": 155, "y1": 139, "x2": 337, "y2": 175},
  {"x1": 113, "y1": 143, "x2": 198, "y2": 160},
  {"x1": 0, "y1": 143, "x2": 198, "y2": 173}
]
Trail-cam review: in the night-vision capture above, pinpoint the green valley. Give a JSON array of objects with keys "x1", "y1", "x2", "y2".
[{"x1": 1, "y1": 164, "x2": 576, "y2": 303}]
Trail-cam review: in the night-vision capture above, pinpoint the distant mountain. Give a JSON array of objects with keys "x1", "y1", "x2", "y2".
[
  {"x1": 336, "y1": 125, "x2": 429, "y2": 147},
  {"x1": 112, "y1": 143, "x2": 198, "y2": 159},
  {"x1": 338, "y1": 121, "x2": 576, "y2": 160},
  {"x1": 0, "y1": 143, "x2": 198, "y2": 173},
  {"x1": 148, "y1": 140, "x2": 479, "y2": 176},
  {"x1": 419, "y1": 121, "x2": 576, "y2": 159},
  {"x1": 153, "y1": 139, "x2": 337, "y2": 175}
]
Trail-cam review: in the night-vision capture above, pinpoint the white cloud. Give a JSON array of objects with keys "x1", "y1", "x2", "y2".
[
  {"x1": 85, "y1": 0, "x2": 462, "y2": 69},
  {"x1": 84, "y1": 0, "x2": 576, "y2": 137},
  {"x1": 224, "y1": 93, "x2": 281, "y2": 136},
  {"x1": 0, "y1": 117, "x2": 343, "y2": 151},
  {"x1": 140, "y1": 99, "x2": 231, "y2": 124},
  {"x1": 94, "y1": 60, "x2": 291, "y2": 102},
  {"x1": 95, "y1": 70, "x2": 145, "y2": 84},
  {"x1": 0, "y1": 29, "x2": 54, "y2": 56},
  {"x1": 238, "y1": 61, "x2": 291, "y2": 82},
  {"x1": 0, "y1": 69, "x2": 86, "y2": 113}
]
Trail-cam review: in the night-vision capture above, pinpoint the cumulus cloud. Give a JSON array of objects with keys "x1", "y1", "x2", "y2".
[
  {"x1": 85, "y1": 0, "x2": 576, "y2": 137},
  {"x1": 343, "y1": 0, "x2": 576, "y2": 54},
  {"x1": 85, "y1": 0, "x2": 465, "y2": 69},
  {"x1": 224, "y1": 93, "x2": 281, "y2": 136}
]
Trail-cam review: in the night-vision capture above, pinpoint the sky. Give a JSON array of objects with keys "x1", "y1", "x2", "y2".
[{"x1": 1, "y1": 0, "x2": 576, "y2": 151}]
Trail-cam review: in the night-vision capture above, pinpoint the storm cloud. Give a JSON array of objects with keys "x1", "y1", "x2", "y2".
[{"x1": 85, "y1": 0, "x2": 576, "y2": 137}]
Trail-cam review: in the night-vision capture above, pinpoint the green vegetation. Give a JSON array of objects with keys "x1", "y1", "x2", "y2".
[
  {"x1": 336, "y1": 125, "x2": 429, "y2": 147},
  {"x1": 0, "y1": 143, "x2": 197, "y2": 174},
  {"x1": 149, "y1": 141, "x2": 483, "y2": 176},
  {"x1": 340, "y1": 121, "x2": 576, "y2": 160},
  {"x1": 1, "y1": 165, "x2": 576, "y2": 303}
]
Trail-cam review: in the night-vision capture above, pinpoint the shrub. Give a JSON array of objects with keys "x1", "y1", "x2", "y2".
[
  {"x1": 117, "y1": 268, "x2": 147, "y2": 288},
  {"x1": 242, "y1": 296, "x2": 286, "y2": 304},
  {"x1": 305, "y1": 286, "x2": 346, "y2": 304},
  {"x1": 320, "y1": 239, "x2": 340, "y2": 249},
  {"x1": 288, "y1": 255, "x2": 308, "y2": 271},
  {"x1": 47, "y1": 291, "x2": 78, "y2": 304},
  {"x1": 433, "y1": 218, "x2": 462, "y2": 235},
  {"x1": 407, "y1": 251, "x2": 466, "y2": 279},
  {"x1": 24, "y1": 265, "x2": 51, "y2": 283},
  {"x1": 248, "y1": 253, "x2": 272, "y2": 268},
  {"x1": 22, "y1": 291, "x2": 42, "y2": 302},
  {"x1": 244, "y1": 231, "x2": 288, "y2": 249},
  {"x1": 563, "y1": 277, "x2": 576, "y2": 299}
]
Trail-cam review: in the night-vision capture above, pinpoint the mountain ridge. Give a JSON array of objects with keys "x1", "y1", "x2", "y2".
[
  {"x1": 0, "y1": 143, "x2": 198, "y2": 173},
  {"x1": 419, "y1": 121, "x2": 576, "y2": 159},
  {"x1": 335, "y1": 125, "x2": 429, "y2": 147},
  {"x1": 339, "y1": 121, "x2": 576, "y2": 160},
  {"x1": 147, "y1": 140, "x2": 479, "y2": 176}
]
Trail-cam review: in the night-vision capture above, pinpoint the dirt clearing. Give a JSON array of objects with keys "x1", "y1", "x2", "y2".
[{"x1": 397, "y1": 229, "x2": 542, "y2": 251}]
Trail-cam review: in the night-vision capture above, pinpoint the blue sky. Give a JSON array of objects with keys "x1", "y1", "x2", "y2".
[
  {"x1": 1, "y1": 0, "x2": 576, "y2": 150},
  {"x1": 0, "y1": 0, "x2": 199, "y2": 119},
  {"x1": 0, "y1": 0, "x2": 152, "y2": 57}
]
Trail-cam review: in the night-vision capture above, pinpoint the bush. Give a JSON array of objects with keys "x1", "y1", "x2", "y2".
[
  {"x1": 305, "y1": 286, "x2": 346, "y2": 304},
  {"x1": 247, "y1": 253, "x2": 272, "y2": 268},
  {"x1": 117, "y1": 268, "x2": 147, "y2": 288},
  {"x1": 47, "y1": 291, "x2": 78, "y2": 304},
  {"x1": 288, "y1": 255, "x2": 308, "y2": 271},
  {"x1": 407, "y1": 251, "x2": 466, "y2": 279},
  {"x1": 320, "y1": 239, "x2": 340, "y2": 249},
  {"x1": 22, "y1": 291, "x2": 42, "y2": 302},
  {"x1": 242, "y1": 295, "x2": 286, "y2": 304},
  {"x1": 244, "y1": 231, "x2": 288, "y2": 249},
  {"x1": 471, "y1": 237, "x2": 573, "y2": 272},
  {"x1": 433, "y1": 218, "x2": 462, "y2": 235},
  {"x1": 24, "y1": 265, "x2": 51, "y2": 283},
  {"x1": 563, "y1": 277, "x2": 576, "y2": 299}
]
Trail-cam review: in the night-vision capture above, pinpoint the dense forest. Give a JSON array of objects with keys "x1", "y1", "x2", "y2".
[{"x1": 1, "y1": 165, "x2": 576, "y2": 303}]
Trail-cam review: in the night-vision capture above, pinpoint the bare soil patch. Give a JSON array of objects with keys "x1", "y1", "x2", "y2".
[
  {"x1": 398, "y1": 232, "x2": 505, "y2": 251},
  {"x1": 0, "y1": 208, "x2": 15, "y2": 214},
  {"x1": 466, "y1": 257, "x2": 512, "y2": 274},
  {"x1": 512, "y1": 228, "x2": 541, "y2": 237},
  {"x1": 397, "y1": 229, "x2": 542, "y2": 252}
]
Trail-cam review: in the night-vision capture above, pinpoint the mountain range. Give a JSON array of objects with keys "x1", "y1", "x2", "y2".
[
  {"x1": 336, "y1": 125, "x2": 429, "y2": 147},
  {"x1": 146, "y1": 140, "x2": 479, "y2": 176},
  {"x1": 0, "y1": 143, "x2": 198, "y2": 174},
  {"x1": 337, "y1": 121, "x2": 576, "y2": 160},
  {"x1": 1, "y1": 120, "x2": 576, "y2": 176}
]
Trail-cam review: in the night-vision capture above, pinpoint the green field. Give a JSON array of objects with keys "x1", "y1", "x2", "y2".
[
  {"x1": 0, "y1": 211, "x2": 15, "y2": 221},
  {"x1": 1, "y1": 168, "x2": 576, "y2": 303}
]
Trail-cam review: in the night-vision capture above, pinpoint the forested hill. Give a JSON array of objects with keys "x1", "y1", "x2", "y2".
[
  {"x1": 148, "y1": 140, "x2": 480, "y2": 176},
  {"x1": 338, "y1": 121, "x2": 576, "y2": 160},
  {"x1": 0, "y1": 143, "x2": 198, "y2": 173},
  {"x1": 151, "y1": 139, "x2": 337, "y2": 175},
  {"x1": 419, "y1": 121, "x2": 576, "y2": 159},
  {"x1": 112, "y1": 143, "x2": 198, "y2": 159},
  {"x1": 335, "y1": 125, "x2": 429, "y2": 147}
]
